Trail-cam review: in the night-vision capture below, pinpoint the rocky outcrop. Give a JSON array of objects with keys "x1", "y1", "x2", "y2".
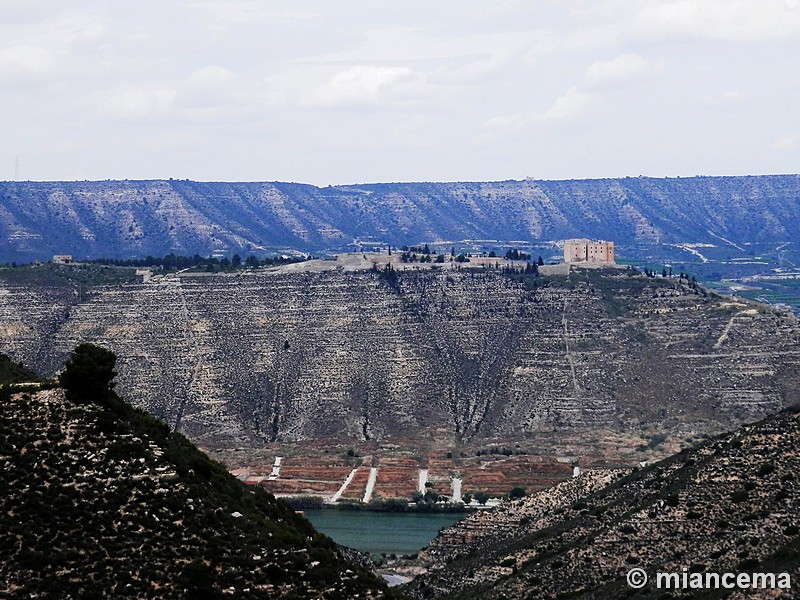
[
  {"x1": 0, "y1": 267, "x2": 798, "y2": 455},
  {"x1": 417, "y1": 469, "x2": 627, "y2": 566},
  {"x1": 405, "y1": 406, "x2": 800, "y2": 599}
]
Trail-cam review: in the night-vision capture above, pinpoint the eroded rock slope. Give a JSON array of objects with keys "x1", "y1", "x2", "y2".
[
  {"x1": 0, "y1": 268, "x2": 797, "y2": 451},
  {"x1": 1, "y1": 175, "x2": 799, "y2": 261}
]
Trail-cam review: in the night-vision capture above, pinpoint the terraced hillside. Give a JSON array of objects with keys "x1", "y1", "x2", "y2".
[
  {"x1": 0, "y1": 266, "x2": 798, "y2": 463},
  {"x1": 0, "y1": 386, "x2": 392, "y2": 598},
  {"x1": 404, "y1": 406, "x2": 800, "y2": 599}
]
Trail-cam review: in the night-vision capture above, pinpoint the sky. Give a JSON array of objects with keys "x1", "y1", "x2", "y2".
[{"x1": 1, "y1": 0, "x2": 799, "y2": 185}]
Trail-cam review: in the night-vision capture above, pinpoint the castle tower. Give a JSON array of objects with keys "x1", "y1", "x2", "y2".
[{"x1": 563, "y1": 239, "x2": 614, "y2": 264}]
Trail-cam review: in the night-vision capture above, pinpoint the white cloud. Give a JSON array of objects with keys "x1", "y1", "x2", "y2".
[
  {"x1": 0, "y1": 12, "x2": 108, "y2": 49},
  {"x1": 187, "y1": 65, "x2": 235, "y2": 88},
  {"x1": 309, "y1": 65, "x2": 424, "y2": 107},
  {"x1": 583, "y1": 53, "x2": 661, "y2": 89},
  {"x1": 484, "y1": 52, "x2": 659, "y2": 131},
  {"x1": 310, "y1": 28, "x2": 557, "y2": 82},
  {"x1": 189, "y1": 1, "x2": 315, "y2": 37},
  {"x1": 90, "y1": 85, "x2": 177, "y2": 120},
  {"x1": 189, "y1": 0, "x2": 315, "y2": 24},
  {"x1": 484, "y1": 113, "x2": 527, "y2": 130},
  {"x1": 0, "y1": 44, "x2": 58, "y2": 83},
  {"x1": 617, "y1": 0, "x2": 800, "y2": 42},
  {"x1": 173, "y1": 65, "x2": 255, "y2": 120},
  {"x1": 486, "y1": 87, "x2": 595, "y2": 130},
  {"x1": 538, "y1": 87, "x2": 595, "y2": 122},
  {"x1": 155, "y1": 131, "x2": 204, "y2": 149},
  {"x1": 701, "y1": 90, "x2": 747, "y2": 109},
  {"x1": 75, "y1": 20, "x2": 106, "y2": 45},
  {"x1": 448, "y1": 31, "x2": 559, "y2": 80},
  {"x1": 0, "y1": 12, "x2": 108, "y2": 88},
  {"x1": 287, "y1": 27, "x2": 560, "y2": 115},
  {"x1": 92, "y1": 66, "x2": 253, "y2": 123},
  {"x1": 774, "y1": 132, "x2": 799, "y2": 150}
]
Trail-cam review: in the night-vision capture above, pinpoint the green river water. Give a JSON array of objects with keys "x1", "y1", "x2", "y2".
[{"x1": 302, "y1": 509, "x2": 464, "y2": 556}]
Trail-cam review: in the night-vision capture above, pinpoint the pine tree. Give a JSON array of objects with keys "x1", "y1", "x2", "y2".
[{"x1": 59, "y1": 344, "x2": 117, "y2": 406}]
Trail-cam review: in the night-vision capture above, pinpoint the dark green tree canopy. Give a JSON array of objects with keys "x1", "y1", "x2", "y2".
[
  {"x1": 509, "y1": 486, "x2": 527, "y2": 499},
  {"x1": 59, "y1": 343, "x2": 117, "y2": 405}
]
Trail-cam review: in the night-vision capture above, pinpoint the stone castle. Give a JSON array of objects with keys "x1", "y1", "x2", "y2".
[{"x1": 563, "y1": 239, "x2": 615, "y2": 264}]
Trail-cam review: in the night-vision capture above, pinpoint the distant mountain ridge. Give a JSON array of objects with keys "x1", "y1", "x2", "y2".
[{"x1": 1, "y1": 175, "x2": 799, "y2": 262}]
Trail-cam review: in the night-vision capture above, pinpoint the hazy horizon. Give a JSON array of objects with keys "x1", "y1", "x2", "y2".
[{"x1": 1, "y1": 171, "x2": 799, "y2": 188}]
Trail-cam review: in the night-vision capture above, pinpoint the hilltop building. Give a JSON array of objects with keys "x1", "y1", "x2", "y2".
[
  {"x1": 563, "y1": 239, "x2": 614, "y2": 264},
  {"x1": 52, "y1": 255, "x2": 73, "y2": 264},
  {"x1": 135, "y1": 269, "x2": 152, "y2": 283}
]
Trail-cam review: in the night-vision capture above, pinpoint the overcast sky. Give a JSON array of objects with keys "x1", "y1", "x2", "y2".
[{"x1": 1, "y1": 0, "x2": 798, "y2": 185}]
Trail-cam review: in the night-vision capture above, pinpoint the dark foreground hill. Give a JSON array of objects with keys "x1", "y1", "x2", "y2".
[
  {"x1": 404, "y1": 406, "x2": 800, "y2": 599},
  {"x1": 0, "y1": 352, "x2": 38, "y2": 384},
  {"x1": 0, "y1": 384, "x2": 392, "y2": 598},
  {"x1": 1, "y1": 175, "x2": 799, "y2": 263}
]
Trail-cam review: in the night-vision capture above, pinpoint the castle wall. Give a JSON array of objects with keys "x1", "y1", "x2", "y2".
[{"x1": 563, "y1": 239, "x2": 614, "y2": 264}]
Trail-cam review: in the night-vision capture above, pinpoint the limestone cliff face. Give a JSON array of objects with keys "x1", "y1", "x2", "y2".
[
  {"x1": 1, "y1": 175, "x2": 799, "y2": 261},
  {"x1": 0, "y1": 268, "x2": 798, "y2": 449}
]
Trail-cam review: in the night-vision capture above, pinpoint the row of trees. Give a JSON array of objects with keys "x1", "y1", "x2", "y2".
[
  {"x1": 642, "y1": 265, "x2": 697, "y2": 283},
  {"x1": 399, "y1": 244, "x2": 434, "y2": 254},
  {"x1": 410, "y1": 486, "x2": 527, "y2": 507},
  {"x1": 399, "y1": 252, "x2": 447, "y2": 263},
  {"x1": 500, "y1": 249, "x2": 532, "y2": 261},
  {"x1": 397, "y1": 249, "x2": 544, "y2": 265},
  {"x1": 92, "y1": 253, "x2": 308, "y2": 272},
  {"x1": 397, "y1": 244, "x2": 542, "y2": 262}
]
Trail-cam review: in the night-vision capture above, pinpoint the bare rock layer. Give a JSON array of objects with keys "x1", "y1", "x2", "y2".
[{"x1": 0, "y1": 268, "x2": 798, "y2": 453}]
